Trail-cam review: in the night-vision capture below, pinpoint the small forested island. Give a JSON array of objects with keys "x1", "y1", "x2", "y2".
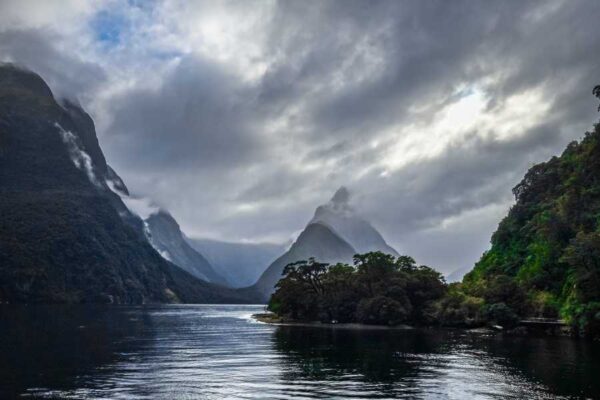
[
  {"x1": 265, "y1": 253, "x2": 445, "y2": 326},
  {"x1": 261, "y1": 92, "x2": 600, "y2": 339},
  {"x1": 260, "y1": 249, "x2": 594, "y2": 338}
]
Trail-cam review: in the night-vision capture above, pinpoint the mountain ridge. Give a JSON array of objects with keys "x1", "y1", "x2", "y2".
[{"x1": 145, "y1": 210, "x2": 228, "y2": 286}]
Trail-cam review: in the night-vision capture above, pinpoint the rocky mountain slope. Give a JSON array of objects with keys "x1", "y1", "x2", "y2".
[{"x1": 145, "y1": 210, "x2": 228, "y2": 285}]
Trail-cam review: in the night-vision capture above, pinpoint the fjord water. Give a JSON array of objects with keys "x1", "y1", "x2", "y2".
[{"x1": 1, "y1": 305, "x2": 598, "y2": 399}]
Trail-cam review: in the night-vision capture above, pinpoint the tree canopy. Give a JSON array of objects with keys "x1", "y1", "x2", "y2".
[{"x1": 268, "y1": 252, "x2": 446, "y2": 326}]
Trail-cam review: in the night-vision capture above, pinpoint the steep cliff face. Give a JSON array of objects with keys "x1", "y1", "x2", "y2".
[
  {"x1": 0, "y1": 65, "x2": 256, "y2": 304},
  {"x1": 146, "y1": 210, "x2": 228, "y2": 286}
]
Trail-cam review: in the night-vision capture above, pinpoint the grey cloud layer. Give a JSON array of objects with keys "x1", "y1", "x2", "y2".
[{"x1": 1, "y1": 0, "x2": 599, "y2": 274}]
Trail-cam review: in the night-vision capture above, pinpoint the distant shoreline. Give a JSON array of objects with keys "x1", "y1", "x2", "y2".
[
  {"x1": 251, "y1": 313, "x2": 579, "y2": 337},
  {"x1": 252, "y1": 313, "x2": 414, "y2": 330}
]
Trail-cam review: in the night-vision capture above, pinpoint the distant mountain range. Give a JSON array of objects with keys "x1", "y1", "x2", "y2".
[
  {"x1": 445, "y1": 266, "x2": 470, "y2": 283},
  {"x1": 187, "y1": 238, "x2": 285, "y2": 288},
  {"x1": 251, "y1": 187, "x2": 398, "y2": 300},
  {"x1": 145, "y1": 211, "x2": 229, "y2": 286},
  {"x1": 0, "y1": 65, "x2": 258, "y2": 304}
]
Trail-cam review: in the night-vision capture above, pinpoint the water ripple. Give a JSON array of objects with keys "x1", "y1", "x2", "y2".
[{"x1": 0, "y1": 305, "x2": 596, "y2": 399}]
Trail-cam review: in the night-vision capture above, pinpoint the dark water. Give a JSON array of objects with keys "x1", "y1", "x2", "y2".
[{"x1": 0, "y1": 305, "x2": 599, "y2": 399}]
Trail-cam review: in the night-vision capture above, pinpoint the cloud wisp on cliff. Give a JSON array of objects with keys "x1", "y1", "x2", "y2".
[{"x1": 1, "y1": 0, "x2": 599, "y2": 273}]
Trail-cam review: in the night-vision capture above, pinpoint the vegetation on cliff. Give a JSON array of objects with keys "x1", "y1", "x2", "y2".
[{"x1": 460, "y1": 87, "x2": 600, "y2": 336}]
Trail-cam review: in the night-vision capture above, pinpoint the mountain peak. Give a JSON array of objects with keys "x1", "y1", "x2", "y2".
[
  {"x1": 252, "y1": 222, "x2": 356, "y2": 298},
  {"x1": 311, "y1": 188, "x2": 399, "y2": 256},
  {"x1": 331, "y1": 186, "x2": 350, "y2": 205},
  {"x1": 0, "y1": 63, "x2": 53, "y2": 98}
]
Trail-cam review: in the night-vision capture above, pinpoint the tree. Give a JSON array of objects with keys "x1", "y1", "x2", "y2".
[
  {"x1": 483, "y1": 302, "x2": 520, "y2": 328},
  {"x1": 287, "y1": 258, "x2": 329, "y2": 296},
  {"x1": 354, "y1": 252, "x2": 398, "y2": 297},
  {"x1": 404, "y1": 265, "x2": 447, "y2": 321},
  {"x1": 269, "y1": 259, "x2": 329, "y2": 321},
  {"x1": 322, "y1": 263, "x2": 356, "y2": 322},
  {"x1": 268, "y1": 252, "x2": 448, "y2": 326},
  {"x1": 356, "y1": 295, "x2": 411, "y2": 325},
  {"x1": 561, "y1": 232, "x2": 600, "y2": 303},
  {"x1": 482, "y1": 275, "x2": 528, "y2": 315},
  {"x1": 594, "y1": 85, "x2": 600, "y2": 111}
]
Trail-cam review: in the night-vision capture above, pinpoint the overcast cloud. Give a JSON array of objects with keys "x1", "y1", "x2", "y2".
[{"x1": 1, "y1": 0, "x2": 599, "y2": 274}]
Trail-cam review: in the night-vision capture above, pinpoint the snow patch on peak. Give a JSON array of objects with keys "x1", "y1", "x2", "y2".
[{"x1": 54, "y1": 122, "x2": 99, "y2": 187}]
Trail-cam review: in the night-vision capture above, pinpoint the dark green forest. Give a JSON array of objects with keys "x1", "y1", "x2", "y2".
[
  {"x1": 268, "y1": 87, "x2": 600, "y2": 337},
  {"x1": 461, "y1": 85, "x2": 600, "y2": 336},
  {"x1": 268, "y1": 253, "x2": 446, "y2": 326}
]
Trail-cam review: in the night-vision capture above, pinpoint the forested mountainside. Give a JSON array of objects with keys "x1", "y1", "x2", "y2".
[
  {"x1": 460, "y1": 88, "x2": 600, "y2": 334},
  {"x1": 0, "y1": 64, "x2": 257, "y2": 304}
]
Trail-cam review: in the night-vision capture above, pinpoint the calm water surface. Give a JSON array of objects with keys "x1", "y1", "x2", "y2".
[{"x1": 0, "y1": 305, "x2": 598, "y2": 399}]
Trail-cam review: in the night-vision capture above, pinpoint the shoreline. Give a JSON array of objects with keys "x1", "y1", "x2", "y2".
[
  {"x1": 252, "y1": 313, "x2": 414, "y2": 331},
  {"x1": 251, "y1": 313, "x2": 581, "y2": 337}
]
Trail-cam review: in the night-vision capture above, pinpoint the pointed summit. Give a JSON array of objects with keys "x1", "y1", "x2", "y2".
[
  {"x1": 311, "y1": 187, "x2": 398, "y2": 256},
  {"x1": 331, "y1": 186, "x2": 350, "y2": 205},
  {"x1": 251, "y1": 187, "x2": 399, "y2": 299}
]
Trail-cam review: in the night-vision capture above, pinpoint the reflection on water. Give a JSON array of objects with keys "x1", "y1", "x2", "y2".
[{"x1": 0, "y1": 305, "x2": 598, "y2": 399}]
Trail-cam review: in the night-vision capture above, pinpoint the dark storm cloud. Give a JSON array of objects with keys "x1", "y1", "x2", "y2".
[
  {"x1": 103, "y1": 56, "x2": 265, "y2": 171},
  {"x1": 360, "y1": 122, "x2": 567, "y2": 234},
  {"x1": 1, "y1": 0, "x2": 599, "y2": 273},
  {"x1": 258, "y1": 1, "x2": 529, "y2": 137}
]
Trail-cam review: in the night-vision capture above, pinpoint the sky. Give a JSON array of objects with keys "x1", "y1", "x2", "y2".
[{"x1": 1, "y1": 0, "x2": 599, "y2": 275}]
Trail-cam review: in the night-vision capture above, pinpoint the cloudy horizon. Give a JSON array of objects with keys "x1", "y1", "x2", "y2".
[{"x1": 1, "y1": 0, "x2": 599, "y2": 274}]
